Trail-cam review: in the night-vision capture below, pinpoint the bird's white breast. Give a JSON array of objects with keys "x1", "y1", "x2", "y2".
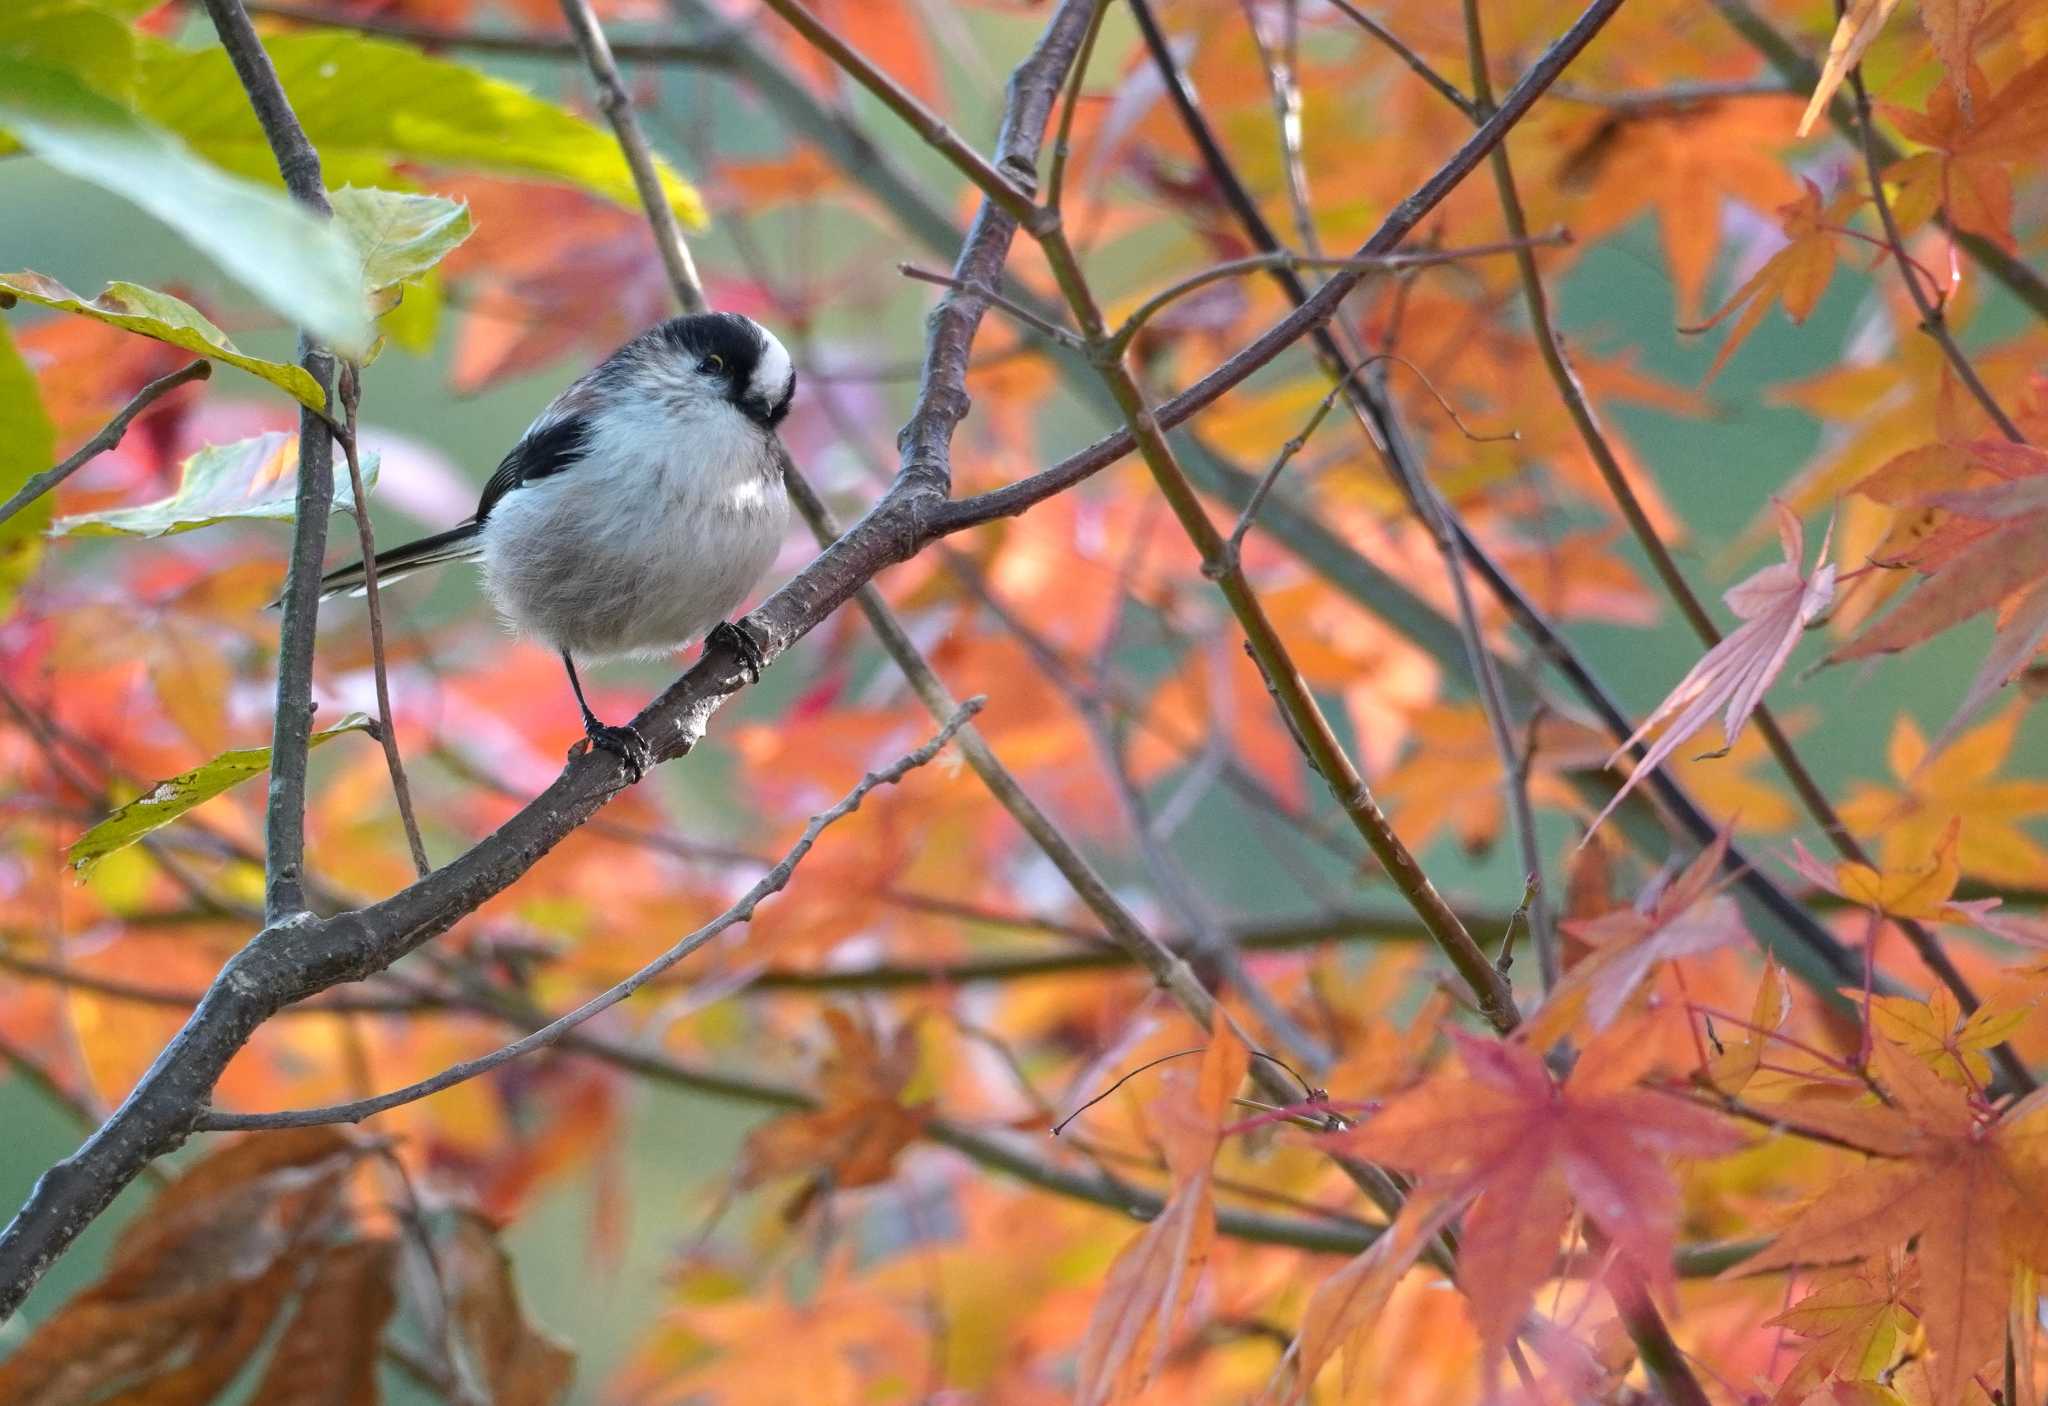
[{"x1": 477, "y1": 398, "x2": 789, "y2": 661}]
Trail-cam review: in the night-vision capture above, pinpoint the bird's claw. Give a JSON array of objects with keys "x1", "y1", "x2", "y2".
[
  {"x1": 708, "y1": 619, "x2": 767, "y2": 685},
  {"x1": 574, "y1": 722, "x2": 653, "y2": 782}
]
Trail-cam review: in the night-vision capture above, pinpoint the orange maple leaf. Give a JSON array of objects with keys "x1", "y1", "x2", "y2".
[
  {"x1": 1738, "y1": 1037, "x2": 2048, "y2": 1406},
  {"x1": 1333, "y1": 1028, "x2": 1742, "y2": 1362},
  {"x1": 1884, "y1": 57, "x2": 2048, "y2": 251},
  {"x1": 1688, "y1": 180, "x2": 1858, "y2": 382},
  {"x1": 1530, "y1": 826, "x2": 1750, "y2": 1040},
  {"x1": 1589, "y1": 503, "x2": 1835, "y2": 838},
  {"x1": 739, "y1": 1008, "x2": 931, "y2": 1219}
]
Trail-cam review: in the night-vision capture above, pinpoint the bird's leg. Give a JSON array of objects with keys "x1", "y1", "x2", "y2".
[
  {"x1": 561, "y1": 650, "x2": 650, "y2": 781},
  {"x1": 706, "y1": 619, "x2": 766, "y2": 685}
]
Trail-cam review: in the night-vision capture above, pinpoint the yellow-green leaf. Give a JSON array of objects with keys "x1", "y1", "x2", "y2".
[
  {"x1": 135, "y1": 30, "x2": 705, "y2": 226},
  {"x1": 52, "y1": 431, "x2": 377, "y2": 538},
  {"x1": 0, "y1": 272, "x2": 327, "y2": 409},
  {"x1": 0, "y1": 319, "x2": 57, "y2": 618},
  {"x1": 332, "y1": 185, "x2": 473, "y2": 293},
  {"x1": 69, "y1": 713, "x2": 375, "y2": 874},
  {"x1": 0, "y1": 58, "x2": 370, "y2": 353}
]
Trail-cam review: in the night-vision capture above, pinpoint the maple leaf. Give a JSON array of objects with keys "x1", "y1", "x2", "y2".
[
  {"x1": 1588, "y1": 504, "x2": 1835, "y2": 838},
  {"x1": 1688, "y1": 180, "x2": 1857, "y2": 382},
  {"x1": 1782, "y1": 817, "x2": 2048, "y2": 961},
  {"x1": 1737, "y1": 1037, "x2": 2048, "y2": 1406},
  {"x1": 739, "y1": 1007, "x2": 932, "y2": 1220},
  {"x1": 0, "y1": 1129, "x2": 381, "y2": 1405},
  {"x1": 1884, "y1": 57, "x2": 2048, "y2": 250},
  {"x1": 1797, "y1": 0, "x2": 1904, "y2": 137},
  {"x1": 1333, "y1": 1027, "x2": 1743, "y2": 1362},
  {"x1": 1529, "y1": 826, "x2": 1750, "y2": 1041},
  {"x1": 1073, "y1": 1016, "x2": 1249, "y2": 1406},
  {"x1": 1833, "y1": 440, "x2": 2048, "y2": 746},
  {"x1": 1869, "y1": 986, "x2": 2032, "y2": 1087},
  {"x1": 1284, "y1": 1182, "x2": 1463, "y2": 1403},
  {"x1": 1702, "y1": 957, "x2": 1792, "y2": 1097},
  {"x1": 1764, "y1": 1255, "x2": 1916, "y2": 1405},
  {"x1": 1837, "y1": 708, "x2": 2048, "y2": 888}
]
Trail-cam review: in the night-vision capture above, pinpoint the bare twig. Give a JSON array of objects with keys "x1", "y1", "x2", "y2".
[
  {"x1": 0, "y1": 361, "x2": 212, "y2": 530},
  {"x1": 898, "y1": 263, "x2": 1084, "y2": 347},
  {"x1": 557, "y1": 0, "x2": 706, "y2": 312},
  {"x1": 1320, "y1": 0, "x2": 1478, "y2": 120},
  {"x1": 337, "y1": 369, "x2": 430, "y2": 877},
  {"x1": 199, "y1": 701, "x2": 982, "y2": 1130},
  {"x1": 1107, "y1": 236, "x2": 1571, "y2": 352},
  {"x1": 752, "y1": 0, "x2": 1038, "y2": 226}
]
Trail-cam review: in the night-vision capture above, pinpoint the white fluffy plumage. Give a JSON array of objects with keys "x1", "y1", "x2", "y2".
[{"x1": 317, "y1": 312, "x2": 797, "y2": 771}]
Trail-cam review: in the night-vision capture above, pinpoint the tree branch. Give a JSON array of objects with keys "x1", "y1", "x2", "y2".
[
  {"x1": 558, "y1": 0, "x2": 705, "y2": 313},
  {"x1": 200, "y1": 701, "x2": 982, "y2": 1130},
  {"x1": 198, "y1": 0, "x2": 338, "y2": 924},
  {"x1": 0, "y1": 361, "x2": 211, "y2": 531}
]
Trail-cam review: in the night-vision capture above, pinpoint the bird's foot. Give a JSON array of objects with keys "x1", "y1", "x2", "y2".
[
  {"x1": 573, "y1": 721, "x2": 653, "y2": 783},
  {"x1": 708, "y1": 619, "x2": 767, "y2": 685}
]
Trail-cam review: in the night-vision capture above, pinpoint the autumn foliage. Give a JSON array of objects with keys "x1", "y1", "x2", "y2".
[{"x1": 4, "y1": 0, "x2": 2048, "y2": 1402}]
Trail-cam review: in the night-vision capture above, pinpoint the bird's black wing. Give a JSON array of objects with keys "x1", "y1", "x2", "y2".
[{"x1": 475, "y1": 413, "x2": 594, "y2": 525}]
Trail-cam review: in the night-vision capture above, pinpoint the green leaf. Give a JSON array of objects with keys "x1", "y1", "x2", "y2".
[
  {"x1": 331, "y1": 186, "x2": 473, "y2": 294},
  {"x1": 134, "y1": 30, "x2": 705, "y2": 226},
  {"x1": 0, "y1": 1, "x2": 140, "y2": 106},
  {"x1": 0, "y1": 57, "x2": 371, "y2": 354},
  {"x1": 68, "y1": 713, "x2": 375, "y2": 874},
  {"x1": 0, "y1": 272, "x2": 327, "y2": 409},
  {"x1": 52, "y1": 430, "x2": 377, "y2": 537},
  {"x1": 0, "y1": 320, "x2": 57, "y2": 618}
]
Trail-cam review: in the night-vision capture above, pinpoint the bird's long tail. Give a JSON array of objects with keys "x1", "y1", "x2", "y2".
[{"x1": 317, "y1": 522, "x2": 482, "y2": 600}]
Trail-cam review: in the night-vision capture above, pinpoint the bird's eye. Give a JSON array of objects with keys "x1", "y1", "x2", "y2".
[{"x1": 700, "y1": 354, "x2": 725, "y2": 374}]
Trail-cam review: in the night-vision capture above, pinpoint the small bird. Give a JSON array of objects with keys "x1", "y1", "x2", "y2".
[{"x1": 318, "y1": 312, "x2": 796, "y2": 779}]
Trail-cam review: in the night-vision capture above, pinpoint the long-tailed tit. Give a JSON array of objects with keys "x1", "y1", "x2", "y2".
[{"x1": 319, "y1": 312, "x2": 795, "y2": 778}]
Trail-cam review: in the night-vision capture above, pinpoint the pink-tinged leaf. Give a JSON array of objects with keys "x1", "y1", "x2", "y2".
[
  {"x1": 1929, "y1": 579, "x2": 2048, "y2": 756},
  {"x1": 1587, "y1": 506, "x2": 1834, "y2": 839},
  {"x1": 1833, "y1": 513, "x2": 2048, "y2": 662},
  {"x1": 1073, "y1": 1177, "x2": 1214, "y2": 1406}
]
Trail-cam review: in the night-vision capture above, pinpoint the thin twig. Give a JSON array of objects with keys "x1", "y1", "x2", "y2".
[
  {"x1": 1320, "y1": 0, "x2": 1478, "y2": 119},
  {"x1": 752, "y1": 0, "x2": 1038, "y2": 227},
  {"x1": 1549, "y1": 77, "x2": 1793, "y2": 110},
  {"x1": 0, "y1": 361, "x2": 211, "y2": 530},
  {"x1": 337, "y1": 368, "x2": 430, "y2": 877},
  {"x1": 898, "y1": 264, "x2": 1084, "y2": 347},
  {"x1": 557, "y1": 0, "x2": 706, "y2": 312},
  {"x1": 199, "y1": 701, "x2": 983, "y2": 1130},
  {"x1": 1108, "y1": 236, "x2": 1571, "y2": 352}
]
